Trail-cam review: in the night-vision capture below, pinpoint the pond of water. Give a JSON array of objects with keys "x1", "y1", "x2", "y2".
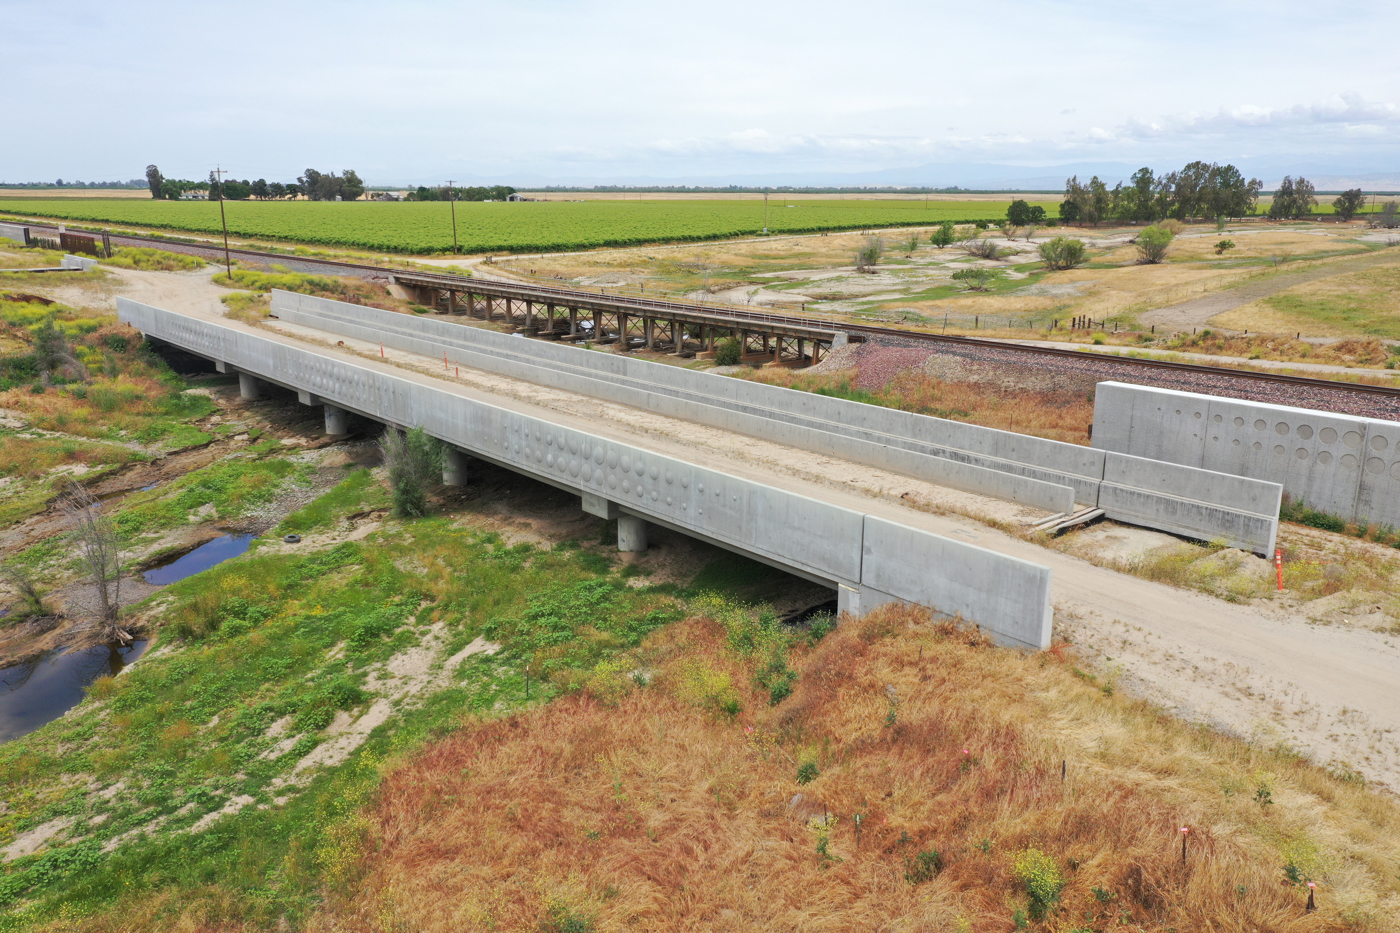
[
  {"x1": 0, "y1": 640, "x2": 148, "y2": 742},
  {"x1": 142, "y1": 533, "x2": 254, "y2": 585}
]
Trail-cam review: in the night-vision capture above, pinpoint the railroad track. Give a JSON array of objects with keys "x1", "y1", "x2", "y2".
[{"x1": 17, "y1": 219, "x2": 1400, "y2": 402}]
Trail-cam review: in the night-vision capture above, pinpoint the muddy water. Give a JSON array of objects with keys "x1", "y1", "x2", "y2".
[
  {"x1": 0, "y1": 640, "x2": 148, "y2": 742},
  {"x1": 142, "y1": 533, "x2": 254, "y2": 585}
]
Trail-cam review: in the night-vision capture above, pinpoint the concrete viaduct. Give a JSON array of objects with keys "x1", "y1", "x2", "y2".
[
  {"x1": 387, "y1": 270, "x2": 854, "y2": 367},
  {"x1": 118, "y1": 296, "x2": 1054, "y2": 651}
]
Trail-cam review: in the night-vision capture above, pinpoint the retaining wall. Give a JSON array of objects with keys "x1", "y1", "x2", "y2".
[
  {"x1": 122, "y1": 297, "x2": 1056, "y2": 649},
  {"x1": 270, "y1": 292, "x2": 1281, "y2": 551},
  {"x1": 61, "y1": 254, "x2": 98, "y2": 271},
  {"x1": 0, "y1": 223, "x2": 29, "y2": 246},
  {"x1": 1093, "y1": 381, "x2": 1400, "y2": 531}
]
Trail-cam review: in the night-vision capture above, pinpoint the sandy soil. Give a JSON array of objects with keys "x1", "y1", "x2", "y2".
[{"x1": 140, "y1": 297, "x2": 1400, "y2": 788}]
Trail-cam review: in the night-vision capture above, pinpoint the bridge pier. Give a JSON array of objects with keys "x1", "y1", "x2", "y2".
[
  {"x1": 644, "y1": 317, "x2": 655, "y2": 349},
  {"x1": 238, "y1": 372, "x2": 261, "y2": 400},
  {"x1": 442, "y1": 448, "x2": 468, "y2": 486},
  {"x1": 837, "y1": 584, "x2": 861, "y2": 617},
  {"x1": 324, "y1": 404, "x2": 348, "y2": 436},
  {"x1": 617, "y1": 513, "x2": 648, "y2": 552},
  {"x1": 569, "y1": 306, "x2": 578, "y2": 336}
]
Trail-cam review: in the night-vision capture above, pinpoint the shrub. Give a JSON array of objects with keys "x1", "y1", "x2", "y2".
[
  {"x1": 950, "y1": 268, "x2": 1000, "y2": 291},
  {"x1": 380, "y1": 426, "x2": 442, "y2": 518},
  {"x1": 962, "y1": 238, "x2": 1003, "y2": 260},
  {"x1": 1037, "y1": 236, "x2": 1086, "y2": 270},
  {"x1": 1215, "y1": 239, "x2": 1236, "y2": 255},
  {"x1": 929, "y1": 221, "x2": 955, "y2": 249},
  {"x1": 1014, "y1": 848, "x2": 1065, "y2": 919},
  {"x1": 714, "y1": 338, "x2": 742, "y2": 366},
  {"x1": 1135, "y1": 225, "x2": 1174, "y2": 264},
  {"x1": 796, "y1": 761, "x2": 819, "y2": 784},
  {"x1": 905, "y1": 849, "x2": 941, "y2": 884}
]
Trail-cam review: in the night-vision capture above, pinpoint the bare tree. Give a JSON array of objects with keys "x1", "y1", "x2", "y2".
[
  {"x1": 0, "y1": 561, "x2": 57, "y2": 630},
  {"x1": 60, "y1": 484, "x2": 124, "y2": 635}
]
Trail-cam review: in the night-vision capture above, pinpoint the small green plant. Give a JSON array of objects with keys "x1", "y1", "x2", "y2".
[
  {"x1": 976, "y1": 837, "x2": 992, "y2": 853},
  {"x1": 796, "y1": 761, "x2": 820, "y2": 784},
  {"x1": 1215, "y1": 238, "x2": 1236, "y2": 255},
  {"x1": 1012, "y1": 908, "x2": 1029, "y2": 930},
  {"x1": 1092, "y1": 885, "x2": 1115, "y2": 903},
  {"x1": 904, "y1": 849, "x2": 941, "y2": 884},
  {"x1": 714, "y1": 337, "x2": 742, "y2": 366},
  {"x1": 380, "y1": 425, "x2": 442, "y2": 518},
  {"x1": 1014, "y1": 848, "x2": 1065, "y2": 919},
  {"x1": 811, "y1": 813, "x2": 841, "y2": 866},
  {"x1": 1091, "y1": 333, "x2": 1106, "y2": 345}
]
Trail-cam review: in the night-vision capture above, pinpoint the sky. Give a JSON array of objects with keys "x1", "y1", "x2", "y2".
[{"x1": 5, "y1": 0, "x2": 1399, "y2": 188}]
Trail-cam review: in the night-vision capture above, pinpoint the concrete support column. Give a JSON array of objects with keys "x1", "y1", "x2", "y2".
[
  {"x1": 238, "y1": 372, "x2": 261, "y2": 400},
  {"x1": 644, "y1": 317, "x2": 654, "y2": 349},
  {"x1": 812, "y1": 342, "x2": 823, "y2": 365},
  {"x1": 672, "y1": 321, "x2": 686, "y2": 355},
  {"x1": 837, "y1": 584, "x2": 861, "y2": 618},
  {"x1": 706, "y1": 327, "x2": 716, "y2": 351},
  {"x1": 762, "y1": 333, "x2": 770, "y2": 354},
  {"x1": 525, "y1": 300, "x2": 534, "y2": 330},
  {"x1": 618, "y1": 514, "x2": 648, "y2": 552},
  {"x1": 569, "y1": 306, "x2": 578, "y2": 336},
  {"x1": 446, "y1": 290, "x2": 455, "y2": 314},
  {"x1": 442, "y1": 448, "x2": 467, "y2": 486},
  {"x1": 324, "y1": 404, "x2": 348, "y2": 436},
  {"x1": 618, "y1": 313, "x2": 628, "y2": 346},
  {"x1": 546, "y1": 304, "x2": 555, "y2": 331},
  {"x1": 798, "y1": 337, "x2": 806, "y2": 363},
  {"x1": 592, "y1": 308, "x2": 601, "y2": 338}
]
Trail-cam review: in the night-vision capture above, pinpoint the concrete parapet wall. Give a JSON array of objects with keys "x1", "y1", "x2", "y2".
[
  {"x1": 123, "y1": 297, "x2": 1056, "y2": 648},
  {"x1": 0, "y1": 223, "x2": 30, "y2": 246},
  {"x1": 61, "y1": 254, "x2": 98, "y2": 271},
  {"x1": 1093, "y1": 381, "x2": 1400, "y2": 531},
  {"x1": 859, "y1": 516, "x2": 1052, "y2": 650},
  {"x1": 1099, "y1": 452, "x2": 1280, "y2": 554},
  {"x1": 271, "y1": 292, "x2": 1078, "y2": 514}
]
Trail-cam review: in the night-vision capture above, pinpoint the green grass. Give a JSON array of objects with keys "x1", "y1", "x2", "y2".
[
  {"x1": 275, "y1": 468, "x2": 384, "y2": 534},
  {"x1": 0, "y1": 199, "x2": 1060, "y2": 255},
  {"x1": 113, "y1": 456, "x2": 307, "y2": 537},
  {"x1": 0, "y1": 481, "x2": 695, "y2": 929}
]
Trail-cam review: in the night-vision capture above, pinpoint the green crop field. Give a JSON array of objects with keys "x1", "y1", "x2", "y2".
[{"x1": 0, "y1": 198, "x2": 1057, "y2": 255}]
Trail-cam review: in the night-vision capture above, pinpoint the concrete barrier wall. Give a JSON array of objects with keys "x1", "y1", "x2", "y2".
[
  {"x1": 61, "y1": 254, "x2": 98, "y2": 271},
  {"x1": 1099, "y1": 452, "x2": 1280, "y2": 554},
  {"x1": 271, "y1": 293, "x2": 1284, "y2": 547},
  {"x1": 124, "y1": 297, "x2": 1056, "y2": 648},
  {"x1": 0, "y1": 223, "x2": 29, "y2": 246},
  {"x1": 272, "y1": 292, "x2": 1078, "y2": 514},
  {"x1": 1093, "y1": 381, "x2": 1400, "y2": 530},
  {"x1": 859, "y1": 516, "x2": 1052, "y2": 650}
]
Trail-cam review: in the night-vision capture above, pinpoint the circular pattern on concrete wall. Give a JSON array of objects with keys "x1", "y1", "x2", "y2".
[
  {"x1": 1275, "y1": 422, "x2": 1290, "y2": 435},
  {"x1": 1234, "y1": 417, "x2": 1246, "y2": 427},
  {"x1": 1344, "y1": 431, "x2": 1363, "y2": 449},
  {"x1": 1318, "y1": 451, "x2": 1333, "y2": 464},
  {"x1": 622, "y1": 480, "x2": 631, "y2": 493},
  {"x1": 608, "y1": 475, "x2": 617, "y2": 489},
  {"x1": 568, "y1": 438, "x2": 578, "y2": 455},
  {"x1": 1176, "y1": 410, "x2": 1182, "y2": 416},
  {"x1": 1253, "y1": 441, "x2": 1263, "y2": 451},
  {"x1": 1297, "y1": 425, "x2": 1314, "y2": 440},
  {"x1": 1232, "y1": 439, "x2": 1241, "y2": 447},
  {"x1": 1392, "y1": 462, "x2": 1400, "y2": 480},
  {"x1": 697, "y1": 482, "x2": 705, "y2": 493},
  {"x1": 620, "y1": 455, "x2": 631, "y2": 473},
  {"x1": 650, "y1": 466, "x2": 660, "y2": 480},
  {"x1": 1213, "y1": 414, "x2": 1223, "y2": 423},
  {"x1": 1371, "y1": 435, "x2": 1389, "y2": 452},
  {"x1": 1255, "y1": 419, "x2": 1267, "y2": 431},
  {"x1": 1341, "y1": 454, "x2": 1359, "y2": 470},
  {"x1": 594, "y1": 448, "x2": 604, "y2": 465},
  {"x1": 1366, "y1": 457, "x2": 1385, "y2": 474},
  {"x1": 1274, "y1": 445, "x2": 1286, "y2": 456},
  {"x1": 546, "y1": 453, "x2": 555, "y2": 467},
  {"x1": 1194, "y1": 411, "x2": 1202, "y2": 420},
  {"x1": 607, "y1": 450, "x2": 618, "y2": 468},
  {"x1": 1295, "y1": 448, "x2": 1308, "y2": 460},
  {"x1": 1320, "y1": 427, "x2": 1338, "y2": 445},
  {"x1": 569, "y1": 460, "x2": 580, "y2": 477}
]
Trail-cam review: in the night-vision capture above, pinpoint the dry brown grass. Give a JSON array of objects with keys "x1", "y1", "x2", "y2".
[
  {"x1": 1215, "y1": 261, "x2": 1400, "y2": 339},
  {"x1": 309, "y1": 605, "x2": 1400, "y2": 932},
  {"x1": 750, "y1": 367, "x2": 1095, "y2": 445},
  {"x1": 1093, "y1": 229, "x2": 1361, "y2": 266}
]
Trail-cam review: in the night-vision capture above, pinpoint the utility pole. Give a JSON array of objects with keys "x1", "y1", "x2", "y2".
[
  {"x1": 213, "y1": 166, "x2": 231, "y2": 279},
  {"x1": 447, "y1": 180, "x2": 459, "y2": 254}
]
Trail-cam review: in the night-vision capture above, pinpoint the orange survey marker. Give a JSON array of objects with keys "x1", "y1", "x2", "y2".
[{"x1": 1275, "y1": 549, "x2": 1284, "y2": 591}]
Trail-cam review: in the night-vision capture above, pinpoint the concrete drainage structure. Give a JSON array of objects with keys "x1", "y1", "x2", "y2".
[
  {"x1": 1093, "y1": 381, "x2": 1400, "y2": 532},
  {"x1": 267, "y1": 290, "x2": 1283, "y2": 555},
  {"x1": 119, "y1": 297, "x2": 1054, "y2": 651}
]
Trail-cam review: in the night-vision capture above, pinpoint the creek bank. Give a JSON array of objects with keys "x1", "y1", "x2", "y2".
[{"x1": 0, "y1": 638, "x2": 148, "y2": 742}]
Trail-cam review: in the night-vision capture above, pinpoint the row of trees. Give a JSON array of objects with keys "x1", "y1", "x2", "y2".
[
  {"x1": 405, "y1": 184, "x2": 517, "y2": 202},
  {"x1": 1061, "y1": 162, "x2": 1265, "y2": 225},
  {"x1": 144, "y1": 165, "x2": 366, "y2": 201}
]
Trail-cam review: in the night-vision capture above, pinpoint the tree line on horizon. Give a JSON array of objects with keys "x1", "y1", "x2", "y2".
[
  {"x1": 1060, "y1": 162, "x2": 1373, "y2": 224},
  {"x1": 143, "y1": 166, "x2": 366, "y2": 201}
]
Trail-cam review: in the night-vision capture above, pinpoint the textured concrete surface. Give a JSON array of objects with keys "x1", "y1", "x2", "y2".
[
  {"x1": 122, "y1": 297, "x2": 1054, "y2": 648},
  {"x1": 270, "y1": 292, "x2": 1270, "y2": 546},
  {"x1": 1093, "y1": 381, "x2": 1400, "y2": 531},
  {"x1": 61, "y1": 254, "x2": 97, "y2": 271},
  {"x1": 0, "y1": 223, "x2": 30, "y2": 246}
]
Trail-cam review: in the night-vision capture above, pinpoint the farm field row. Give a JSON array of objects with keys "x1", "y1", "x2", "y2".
[{"x1": 0, "y1": 198, "x2": 1057, "y2": 254}]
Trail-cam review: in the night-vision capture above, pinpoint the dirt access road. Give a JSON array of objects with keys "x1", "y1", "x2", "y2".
[
  {"x1": 1139, "y1": 248, "x2": 1400, "y2": 333},
  {"x1": 128, "y1": 286, "x2": 1400, "y2": 790}
]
